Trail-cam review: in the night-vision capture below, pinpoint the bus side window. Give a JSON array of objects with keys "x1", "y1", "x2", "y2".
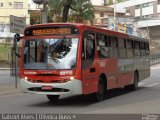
[
  {"x1": 140, "y1": 42, "x2": 146, "y2": 58},
  {"x1": 108, "y1": 36, "x2": 118, "y2": 58},
  {"x1": 145, "y1": 42, "x2": 149, "y2": 58},
  {"x1": 96, "y1": 33, "x2": 109, "y2": 58},
  {"x1": 134, "y1": 41, "x2": 141, "y2": 58},
  {"x1": 126, "y1": 39, "x2": 134, "y2": 59},
  {"x1": 118, "y1": 38, "x2": 127, "y2": 59},
  {"x1": 82, "y1": 31, "x2": 95, "y2": 69}
]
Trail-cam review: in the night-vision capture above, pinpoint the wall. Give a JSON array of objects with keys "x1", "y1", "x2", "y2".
[{"x1": 0, "y1": 0, "x2": 30, "y2": 37}]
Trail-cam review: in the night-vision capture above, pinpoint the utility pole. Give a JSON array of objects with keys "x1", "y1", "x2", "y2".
[
  {"x1": 41, "y1": 3, "x2": 48, "y2": 23},
  {"x1": 104, "y1": 0, "x2": 107, "y2": 6},
  {"x1": 33, "y1": 0, "x2": 48, "y2": 23},
  {"x1": 114, "y1": 0, "x2": 116, "y2": 31}
]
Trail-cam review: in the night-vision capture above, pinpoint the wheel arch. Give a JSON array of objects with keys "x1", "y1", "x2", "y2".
[
  {"x1": 135, "y1": 69, "x2": 139, "y2": 82},
  {"x1": 99, "y1": 73, "x2": 107, "y2": 89}
]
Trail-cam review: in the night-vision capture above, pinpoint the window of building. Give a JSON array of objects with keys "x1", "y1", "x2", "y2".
[
  {"x1": 14, "y1": 2, "x2": 23, "y2": 9},
  {"x1": 158, "y1": 0, "x2": 160, "y2": 4},
  {"x1": 135, "y1": 17, "x2": 141, "y2": 21},
  {"x1": 143, "y1": 2, "x2": 153, "y2": 8},
  {"x1": 0, "y1": 3, "x2": 3, "y2": 7},
  {"x1": 135, "y1": 5, "x2": 140, "y2": 9},
  {"x1": 8, "y1": 2, "x2": 12, "y2": 6},
  {"x1": 100, "y1": 12, "x2": 104, "y2": 17}
]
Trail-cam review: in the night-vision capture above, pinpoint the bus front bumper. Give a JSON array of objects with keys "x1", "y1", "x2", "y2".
[{"x1": 20, "y1": 78, "x2": 82, "y2": 95}]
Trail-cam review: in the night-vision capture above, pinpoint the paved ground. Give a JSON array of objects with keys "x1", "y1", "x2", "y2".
[{"x1": 0, "y1": 70, "x2": 20, "y2": 95}]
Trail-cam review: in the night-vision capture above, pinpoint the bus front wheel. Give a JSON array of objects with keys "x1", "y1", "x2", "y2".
[
  {"x1": 95, "y1": 77, "x2": 106, "y2": 101},
  {"x1": 47, "y1": 95, "x2": 59, "y2": 102}
]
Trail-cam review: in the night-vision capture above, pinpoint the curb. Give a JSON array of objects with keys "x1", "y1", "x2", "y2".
[{"x1": 0, "y1": 68, "x2": 10, "y2": 70}]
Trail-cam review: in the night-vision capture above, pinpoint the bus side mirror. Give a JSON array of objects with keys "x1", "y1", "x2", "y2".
[
  {"x1": 13, "y1": 33, "x2": 22, "y2": 58},
  {"x1": 14, "y1": 33, "x2": 21, "y2": 42}
]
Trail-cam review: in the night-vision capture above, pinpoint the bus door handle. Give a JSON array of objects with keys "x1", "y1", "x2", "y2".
[{"x1": 90, "y1": 68, "x2": 96, "y2": 73}]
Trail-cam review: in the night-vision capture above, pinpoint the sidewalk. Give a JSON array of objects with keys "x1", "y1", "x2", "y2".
[
  {"x1": 0, "y1": 84, "x2": 21, "y2": 96},
  {"x1": 0, "y1": 68, "x2": 10, "y2": 70}
]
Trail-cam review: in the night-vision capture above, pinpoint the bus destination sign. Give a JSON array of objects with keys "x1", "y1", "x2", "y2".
[
  {"x1": 32, "y1": 28, "x2": 71, "y2": 35},
  {"x1": 25, "y1": 26, "x2": 79, "y2": 36}
]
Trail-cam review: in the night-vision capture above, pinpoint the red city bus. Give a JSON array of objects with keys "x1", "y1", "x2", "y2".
[{"x1": 19, "y1": 23, "x2": 150, "y2": 102}]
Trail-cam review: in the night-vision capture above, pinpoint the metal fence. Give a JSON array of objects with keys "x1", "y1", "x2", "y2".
[{"x1": 150, "y1": 53, "x2": 160, "y2": 65}]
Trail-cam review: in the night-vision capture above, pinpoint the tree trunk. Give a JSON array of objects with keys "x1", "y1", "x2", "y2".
[{"x1": 62, "y1": 0, "x2": 72, "y2": 22}]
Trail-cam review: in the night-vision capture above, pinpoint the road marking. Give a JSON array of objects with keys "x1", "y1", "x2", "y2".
[
  {"x1": 138, "y1": 82, "x2": 145, "y2": 86},
  {"x1": 146, "y1": 83, "x2": 160, "y2": 87},
  {"x1": 151, "y1": 66, "x2": 160, "y2": 69}
]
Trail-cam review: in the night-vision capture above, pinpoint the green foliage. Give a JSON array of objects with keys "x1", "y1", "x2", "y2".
[
  {"x1": 47, "y1": 0, "x2": 94, "y2": 23},
  {"x1": 70, "y1": 0, "x2": 95, "y2": 24},
  {"x1": 108, "y1": 0, "x2": 127, "y2": 5},
  {"x1": 48, "y1": 0, "x2": 63, "y2": 22}
]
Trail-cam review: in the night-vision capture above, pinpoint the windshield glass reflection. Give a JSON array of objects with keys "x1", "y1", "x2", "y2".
[{"x1": 23, "y1": 38, "x2": 79, "y2": 70}]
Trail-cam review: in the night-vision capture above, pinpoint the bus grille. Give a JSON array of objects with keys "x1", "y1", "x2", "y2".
[{"x1": 28, "y1": 87, "x2": 69, "y2": 92}]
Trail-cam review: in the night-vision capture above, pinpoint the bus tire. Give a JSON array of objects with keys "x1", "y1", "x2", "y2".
[
  {"x1": 47, "y1": 95, "x2": 59, "y2": 102},
  {"x1": 125, "y1": 72, "x2": 139, "y2": 91},
  {"x1": 95, "y1": 77, "x2": 106, "y2": 101}
]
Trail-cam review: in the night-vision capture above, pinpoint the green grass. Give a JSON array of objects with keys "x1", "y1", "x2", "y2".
[
  {"x1": 0, "y1": 44, "x2": 12, "y2": 67},
  {"x1": 0, "y1": 44, "x2": 12, "y2": 54}
]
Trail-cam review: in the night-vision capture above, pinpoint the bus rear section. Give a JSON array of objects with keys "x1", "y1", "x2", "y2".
[
  {"x1": 20, "y1": 24, "x2": 84, "y2": 101},
  {"x1": 80, "y1": 26, "x2": 150, "y2": 101}
]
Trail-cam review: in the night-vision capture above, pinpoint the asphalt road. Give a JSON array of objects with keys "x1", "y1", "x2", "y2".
[
  {"x1": 0, "y1": 65, "x2": 160, "y2": 114},
  {"x1": 0, "y1": 73, "x2": 15, "y2": 85}
]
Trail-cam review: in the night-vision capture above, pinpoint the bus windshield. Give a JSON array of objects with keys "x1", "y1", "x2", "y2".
[{"x1": 23, "y1": 38, "x2": 79, "y2": 70}]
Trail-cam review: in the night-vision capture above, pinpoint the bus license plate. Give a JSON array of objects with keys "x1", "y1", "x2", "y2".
[{"x1": 41, "y1": 86, "x2": 52, "y2": 90}]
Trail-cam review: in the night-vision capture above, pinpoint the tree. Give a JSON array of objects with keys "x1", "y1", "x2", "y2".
[
  {"x1": 107, "y1": 0, "x2": 127, "y2": 5},
  {"x1": 62, "y1": 0, "x2": 73, "y2": 22},
  {"x1": 48, "y1": 0, "x2": 94, "y2": 23},
  {"x1": 48, "y1": 0, "x2": 63, "y2": 22},
  {"x1": 48, "y1": 0, "x2": 72, "y2": 22},
  {"x1": 70, "y1": 0, "x2": 95, "y2": 24}
]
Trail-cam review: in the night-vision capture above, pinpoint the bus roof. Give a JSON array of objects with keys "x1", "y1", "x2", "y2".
[{"x1": 25, "y1": 23, "x2": 148, "y2": 42}]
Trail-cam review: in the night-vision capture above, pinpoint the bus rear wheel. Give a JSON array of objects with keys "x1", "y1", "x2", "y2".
[
  {"x1": 95, "y1": 77, "x2": 106, "y2": 101},
  {"x1": 125, "y1": 72, "x2": 139, "y2": 91},
  {"x1": 47, "y1": 95, "x2": 59, "y2": 102}
]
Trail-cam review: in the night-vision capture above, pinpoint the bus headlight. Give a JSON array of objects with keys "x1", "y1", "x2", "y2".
[
  {"x1": 70, "y1": 77, "x2": 74, "y2": 80},
  {"x1": 24, "y1": 77, "x2": 28, "y2": 80}
]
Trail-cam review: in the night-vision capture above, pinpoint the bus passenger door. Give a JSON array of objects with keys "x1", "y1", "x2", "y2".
[{"x1": 82, "y1": 31, "x2": 98, "y2": 94}]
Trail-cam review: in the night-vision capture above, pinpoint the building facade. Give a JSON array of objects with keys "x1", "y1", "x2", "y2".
[
  {"x1": 0, "y1": 0, "x2": 30, "y2": 38},
  {"x1": 110, "y1": 0, "x2": 160, "y2": 54},
  {"x1": 93, "y1": 5, "x2": 126, "y2": 28}
]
